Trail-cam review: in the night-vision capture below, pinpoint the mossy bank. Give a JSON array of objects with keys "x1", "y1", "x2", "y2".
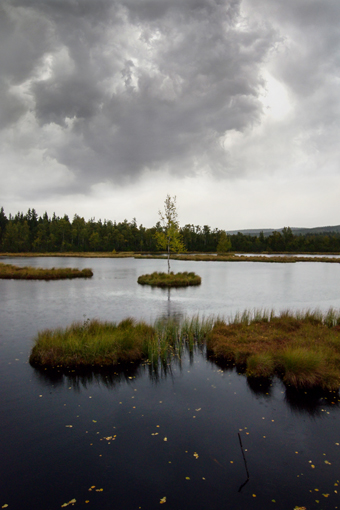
[{"x1": 137, "y1": 271, "x2": 201, "y2": 287}]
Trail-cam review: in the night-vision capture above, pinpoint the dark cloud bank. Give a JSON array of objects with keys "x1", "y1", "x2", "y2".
[
  {"x1": 1, "y1": 0, "x2": 339, "y2": 192},
  {"x1": 1, "y1": 0, "x2": 277, "y2": 187}
]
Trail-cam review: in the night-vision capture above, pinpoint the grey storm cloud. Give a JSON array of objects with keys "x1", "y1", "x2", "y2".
[
  {"x1": 0, "y1": 0, "x2": 278, "y2": 187},
  {"x1": 2, "y1": 0, "x2": 340, "y2": 192},
  {"x1": 249, "y1": 0, "x2": 340, "y2": 157}
]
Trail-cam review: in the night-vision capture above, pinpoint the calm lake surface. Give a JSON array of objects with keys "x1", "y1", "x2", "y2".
[{"x1": 1, "y1": 257, "x2": 340, "y2": 510}]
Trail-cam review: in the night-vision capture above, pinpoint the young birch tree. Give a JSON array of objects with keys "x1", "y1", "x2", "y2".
[{"x1": 155, "y1": 195, "x2": 186, "y2": 273}]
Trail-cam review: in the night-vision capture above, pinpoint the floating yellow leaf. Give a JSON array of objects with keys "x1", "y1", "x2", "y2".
[
  {"x1": 65, "y1": 425, "x2": 73, "y2": 428},
  {"x1": 92, "y1": 420, "x2": 97, "y2": 423},
  {"x1": 2, "y1": 505, "x2": 9, "y2": 509},
  {"x1": 185, "y1": 477, "x2": 190, "y2": 480},
  {"x1": 160, "y1": 497, "x2": 166, "y2": 504},
  {"x1": 61, "y1": 499, "x2": 76, "y2": 507},
  {"x1": 164, "y1": 437, "x2": 167, "y2": 441},
  {"x1": 323, "y1": 494, "x2": 329, "y2": 497},
  {"x1": 311, "y1": 465, "x2": 315, "y2": 469}
]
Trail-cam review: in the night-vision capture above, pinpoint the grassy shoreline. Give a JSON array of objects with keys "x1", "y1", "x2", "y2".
[
  {"x1": 1, "y1": 251, "x2": 340, "y2": 262},
  {"x1": 0, "y1": 262, "x2": 93, "y2": 280},
  {"x1": 137, "y1": 271, "x2": 201, "y2": 287},
  {"x1": 0, "y1": 252, "x2": 135, "y2": 258},
  {"x1": 30, "y1": 309, "x2": 340, "y2": 390},
  {"x1": 135, "y1": 253, "x2": 340, "y2": 263}
]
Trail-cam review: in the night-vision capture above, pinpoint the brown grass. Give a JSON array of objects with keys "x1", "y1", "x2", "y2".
[
  {"x1": 206, "y1": 312, "x2": 340, "y2": 390},
  {"x1": 0, "y1": 262, "x2": 93, "y2": 280},
  {"x1": 135, "y1": 254, "x2": 340, "y2": 263}
]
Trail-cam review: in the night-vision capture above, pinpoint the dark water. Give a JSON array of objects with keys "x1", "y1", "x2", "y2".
[{"x1": 1, "y1": 257, "x2": 340, "y2": 509}]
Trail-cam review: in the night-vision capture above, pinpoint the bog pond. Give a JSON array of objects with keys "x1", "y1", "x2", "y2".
[{"x1": 1, "y1": 256, "x2": 340, "y2": 510}]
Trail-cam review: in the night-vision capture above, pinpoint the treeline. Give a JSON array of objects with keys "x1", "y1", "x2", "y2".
[{"x1": 0, "y1": 207, "x2": 340, "y2": 253}]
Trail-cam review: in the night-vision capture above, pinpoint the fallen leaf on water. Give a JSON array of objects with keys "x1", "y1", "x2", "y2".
[
  {"x1": 324, "y1": 460, "x2": 331, "y2": 465},
  {"x1": 2, "y1": 505, "x2": 9, "y2": 508},
  {"x1": 323, "y1": 494, "x2": 329, "y2": 498},
  {"x1": 294, "y1": 507, "x2": 306, "y2": 510},
  {"x1": 61, "y1": 498, "x2": 76, "y2": 507},
  {"x1": 185, "y1": 477, "x2": 190, "y2": 480},
  {"x1": 65, "y1": 425, "x2": 73, "y2": 428},
  {"x1": 311, "y1": 465, "x2": 315, "y2": 469},
  {"x1": 160, "y1": 497, "x2": 166, "y2": 504},
  {"x1": 193, "y1": 452, "x2": 199, "y2": 459},
  {"x1": 92, "y1": 420, "x2": 97, "y2": 423},
  {"x1": 164, "y1": 437, "x2": 167, "y2": 441}
]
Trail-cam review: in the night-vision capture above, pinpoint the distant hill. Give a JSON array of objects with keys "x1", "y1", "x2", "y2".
[{"x1": 225, "y1": 225, "x2": 340, "y2": 237}]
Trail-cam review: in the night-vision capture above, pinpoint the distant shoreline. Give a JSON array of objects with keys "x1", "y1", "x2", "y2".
[{"x1": 1, "y1": 252, "x2": 340, "y2": 262}]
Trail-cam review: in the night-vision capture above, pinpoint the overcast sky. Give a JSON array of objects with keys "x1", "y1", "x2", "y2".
[{"x1": 1, "y1": 0, "x2": 339, "y2": 230}]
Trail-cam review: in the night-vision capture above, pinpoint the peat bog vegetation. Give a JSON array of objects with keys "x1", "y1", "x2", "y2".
[
  {"x1": 0, "y1": 262, "x2": 93, "y2": 280},
  {"x1": 30, "y1": 309, "x2": 340, "y2": 391},
  {"x1": 137, "y1": 271, "x2": 201, "y2": 287}
]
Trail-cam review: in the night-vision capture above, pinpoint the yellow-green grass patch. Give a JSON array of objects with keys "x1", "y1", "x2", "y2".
[
  {"x1": 137, "y1": 271, "x2": 201, "y2": 287},
  {"x1": 0, "y1": 262, "x2": 93, "y2": 280}
]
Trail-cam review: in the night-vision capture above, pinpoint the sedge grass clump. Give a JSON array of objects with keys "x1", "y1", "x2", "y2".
[
  {"x1": 278, "y1": 348, "x2": 325, "y2": 388},
  {"x1": 137, "y1": 271, "x2": 201, "y2": 287},
  {"x1": 30, "y1": 315, "x2": 215, "y2": 368},
  {"x1": 29, "y1": 318, "x2": 156, "y2": 367},
  {"x1": 246, "y1": 352, "x2": 275, "y2": 378},
  {"x1": 0, "y1": 262, "x2": 93, "y2": 280},
  {"x1": 207, "y1": 309, "x2": 340, "y2": 390}
]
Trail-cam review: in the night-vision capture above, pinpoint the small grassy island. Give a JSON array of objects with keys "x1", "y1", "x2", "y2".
[
  {"x1": 207, "y1": 310, "x2": 340, "y2": 390},
  {"x1": 137, "y1": 271, "x2": 201, "y2": 287},
  {"x1": 0, "y1": 262, "x2": 93, "y2": 280},
  {"x1": 30, "y1": 309, "x2": 340, "y2": 391}
]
